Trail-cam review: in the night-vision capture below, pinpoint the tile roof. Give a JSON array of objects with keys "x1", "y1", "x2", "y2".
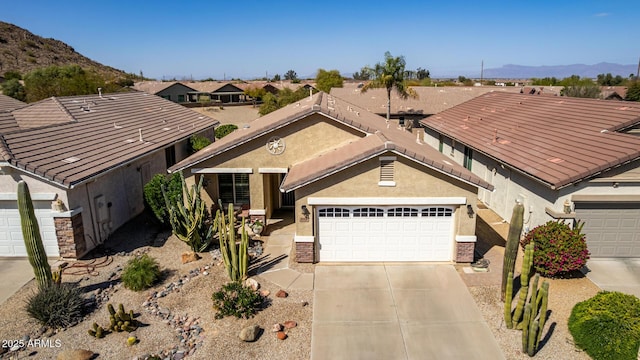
[
  {"x1": 420, "y1": 92, "x2": 640, "y2": 189},
  {"x1": 0, "y1": 94, "x2": 26, "y2": 111},
  {"x1": 132, "y1": 81, "x2": 181, "y2": 94},
  {"x1": 330, "y1": 85, "x2": 523, "y2": 116},
  {"x1": 1, "y1": 92, "x2": 219, "y2": 188},
  {"x1": 171, "y1": 92, "x2": 493, "y2": 192}
]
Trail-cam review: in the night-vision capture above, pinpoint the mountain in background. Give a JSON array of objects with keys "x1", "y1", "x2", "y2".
[
  {"x1": 482, "y1": 62, "x2": 637, "y2": 79},
  {"x1": 0, "y1": 21, "x2": 126, "y2": 78}
]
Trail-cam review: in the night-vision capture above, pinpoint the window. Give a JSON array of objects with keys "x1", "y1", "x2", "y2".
[
  {"x1": 161, "y1": 94, "x2": 171, "y2": 101},
  {"x1": 165, "y1": 146, "x2": 176, "y2": 168},
  {"x1": 450, "y1": 139, "x2": 456, "y2": 156},
  {"x1": 379, "y1": 156, "x2": 396, "y2": 186},
  {"x1": 218, "y1": 173, "x2": 250, "y2": 204},
  {"x1": 438, "y1": 134, "x2": 444, "y2": 153},
  {"x1": 318, "y1": 208, "x2": 350, "y2": 217},
  {"x1": 464, "y1": 146, "x2": 473, "y2": 170},
  {"x1": 422, "y1": 207, "x2": 453, "y2": 217},
  {"x1": 388, "y1": 207, "x2": 418, "y2": 217},
  {"x1": 353, "y1": 208, "x2": 384, "y2": 217},
  {"x1": 177, "y1": 94, "x2": 185, "y2": 102}
]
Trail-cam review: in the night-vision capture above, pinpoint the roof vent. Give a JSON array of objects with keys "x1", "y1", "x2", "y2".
[
  {"x1": 62, "y1": 157, "x2": 81, "y2": 163},
  {"x1": 139, "y1": 129, "x2": 144, "y2": 142},
  {"x1": 98, "y1": 87, "x2": 102, "y2": 98},
  {"x1": 114, "y1": 122, "x2": 122, "y2": 129}
]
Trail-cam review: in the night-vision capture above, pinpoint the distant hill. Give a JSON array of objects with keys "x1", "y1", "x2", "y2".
[
  {"x1": 0, "y1": 21, "x2": 127, "y2": 78},
  {"x1": 483, "y1": 62, "x2": 637, "y2": 79}
]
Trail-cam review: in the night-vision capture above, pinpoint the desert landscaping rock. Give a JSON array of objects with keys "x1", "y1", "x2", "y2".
[
  {"x1": 276, "y1": 331, "x2": 287, "y2": 340},
  {"x1": 276, "y1": 290, "x2": 288, "y2": 298},
  {"x1": 181, "y1": 252, "x2": 201, "y2": 264},
  {"x1": 271, "y1": 323, "x2": 283, "y2": 332},
  {"x1": 239, "y1": 325, "x2": 261, "y2": 342},
  {"x1": 283, "y1": 320, "x2": 297, "y2": 329},
  {"x1": 244, "y1": 278, "x2": 259, "y2": 291},
  {"x1": 56, "y1": 349, "x2": 94, "y2": 360}
]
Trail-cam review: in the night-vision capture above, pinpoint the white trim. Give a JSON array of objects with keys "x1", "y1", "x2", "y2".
[
  {"x1": 455, "y1": 235, "x2": 477, "y2": 243},
  {"x1": 248, "y1": 209, "x2": 266, "y2": 215},
  {"x1": 191, "y1": 168, "x2": 253, "y2": 174},
  {"x1": 53, "y1": 207, "x2": 83, "y2": 218},
  {"x1": 0, "y1": 193, "x2": 58, "y2": 201},
  {"x1": 295, "y1": 235, "x2": 315, "y2": 243},
  {"x1": 378, "y1": 181, "x2": 396, "y2": 187},
  {"x1": 307, "y1": 197, "x2": 467, "y2": 205},
  {"x1": 258, "y1": 168, "x2": 288, "y2": 174},
  {"x1": 379, "y1": 156, "x2": 397, "y2": 161}
]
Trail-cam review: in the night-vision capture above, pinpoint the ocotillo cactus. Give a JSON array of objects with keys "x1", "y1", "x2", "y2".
[
  {"x1": 513, "y1": 242, "x2": 534, "y2": 327},
  {"x1": 17, "y1": 181, "x2": 52, "y2": 289},
  {"x1": 218, "y1": 203, "x2": 249, "y2": 282},
  {"x1": 502, "y1": 201, "x2": 525, "y2": 301}
]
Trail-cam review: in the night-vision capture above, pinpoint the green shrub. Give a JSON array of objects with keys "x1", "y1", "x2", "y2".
[
  {"x1": 214, "y1": 124, "x2": 238, "y2": 139},
  {"x1": 121, "y1": 254, "x2": 160, "y2": 291},
  {"x1": 143, "y1": 173, "x2": 183, "y2": 225},
  {"x1": 212, "y1": 281, "x2": 264, "y2": 319},
  {"x1": 521, "y1": 220, "x2": 590, "y2": 277},
  {"x1": 569, "y1": 291, "x2": 640, "y2": 360},
  {"x1": 26, "y1": 284, "x2": 85, "y2": 328},
  {"x1": 189, "y1": 134, "x2": 212, "y2": 153}
]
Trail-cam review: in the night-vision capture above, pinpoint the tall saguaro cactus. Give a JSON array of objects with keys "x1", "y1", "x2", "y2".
[
  {"x1": 502, "y1": 201, "x2": 525, "y2": 301},
  {"x1": 17, "y1": 181, "x2": 52, "y2": 289}
]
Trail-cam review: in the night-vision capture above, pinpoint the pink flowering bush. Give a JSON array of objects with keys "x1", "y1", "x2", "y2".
[{"x1": 521, "y1": 220, "x2": 590, "y2": 277}]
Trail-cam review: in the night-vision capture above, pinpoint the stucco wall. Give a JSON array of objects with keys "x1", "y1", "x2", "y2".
[
  {"x1": 294, "y1": 153, "x2": 479, "y2": 238},
  {"x1": 189, "y1": 114, "x2": 363, "y2": 211}
]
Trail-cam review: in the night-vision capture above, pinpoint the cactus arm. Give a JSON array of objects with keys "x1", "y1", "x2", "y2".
[
  {"x1": 513, "y1": 243, "x2": 534, "y2": 326},
  {"x1": 536, "y1": 281, "x2": 549, "y2": 349},
  {"x1": 528, "y1": 319, "x2": 539, "y2": 356},
  {"x1": 17, "y1": 181, "x2": 52, "y2": 289},
  {"x1": 522, "y1": 302, "x2": 531, "y2": 353},
  {"x1": 502, "y1": 202, "x2": 525, "y2": 301},
  {"x1": 504, "y1": 271, "x2": 514, "y2": 329}
]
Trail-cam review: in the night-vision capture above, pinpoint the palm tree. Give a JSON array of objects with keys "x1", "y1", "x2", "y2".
[{"x1": 361, "y1": 51, "x2": 418, "y2": 121}]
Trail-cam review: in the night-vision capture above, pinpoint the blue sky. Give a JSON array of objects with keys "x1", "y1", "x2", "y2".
[{"x1": 2, "y1": 0, "x2": 638, "y2": 80}]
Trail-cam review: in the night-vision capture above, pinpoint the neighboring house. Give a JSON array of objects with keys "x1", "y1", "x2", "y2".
[
  {"x1": 169, "y1": 92, "x2": 493, "y2": 263},
  {"x1": 186, "y1": 82, "x2": 249, "y2": 104},
  {"x1": 0, "y1": 94, "x2": 26, "y2": 111},
  {"x1": 0, "y1": 92, "x2": 219, "y2": 258},
  {"x1": 601, "y1": 86, "x2": 628, "y2": 101},
  {"x1": 132, "y1": 81, "x2": 197, "y2": 103},
  {"x1": 421, "y1": 92, "x2": 640, "y2": 258},
  {"x1": 331, "y1": 85, "x2": 522, "y2": 127}
]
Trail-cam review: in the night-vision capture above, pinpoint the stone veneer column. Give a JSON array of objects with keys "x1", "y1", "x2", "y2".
[
  {"x1": 294, "y1": 235, "x2": 315, "y2": 263},
  {"x1": 455, "y1": 235, "x2": 477, "y2": 263},
  {"x1": 54, "y1": 209, "x2": 86, "y2": 259}
]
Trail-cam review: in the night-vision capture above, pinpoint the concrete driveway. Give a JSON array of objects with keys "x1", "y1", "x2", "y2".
[
  {"x1": 312, "y1": 264, "x2": 504, "y2": 360},
  {"x1": 585, "y1": 259, "x2": 640, "y2": 298}
]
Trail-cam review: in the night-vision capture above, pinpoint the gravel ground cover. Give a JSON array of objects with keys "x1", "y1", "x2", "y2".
[{"x1": 0, "y1": 214, "x2": 312, "y2": 360}]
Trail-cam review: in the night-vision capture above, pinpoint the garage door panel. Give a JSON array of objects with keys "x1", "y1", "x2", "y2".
[
  {"x1": 318, "y1": 205, "x2": 454, "y2": 262},
  {"x1": 576, "y1": 203, "x2": 640, "y2": 258}
]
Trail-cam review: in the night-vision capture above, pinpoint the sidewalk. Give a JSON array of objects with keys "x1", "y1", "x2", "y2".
[{"x1": 253, "y1": 219, "x2": 314, "y2": 290}]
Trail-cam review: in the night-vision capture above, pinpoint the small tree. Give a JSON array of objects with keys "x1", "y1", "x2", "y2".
[
  {"x1": 284, "y1": 70, "x2": 298, "y2": 81},
  {"x1": 352, "y1": 66, "x2": 372, "y2": 81},
  {"x1": 215, "y1": 124, "x2": 238, "y2": 139},
  {"x1": 244, "y1": 86, "x2": 266, "y2": 107},
  {"x1": 315, "y1": 68, "x2": 343, "y2": 93},
  {"x1": 1, "y1": 78, "x2": 26, "y2": 101},
  {"x1": 626, "y1": 80, "x2": 640, "y2": 101},
  {"x1": 189, "y1": 134, "x2": 211, "y2": 153}
]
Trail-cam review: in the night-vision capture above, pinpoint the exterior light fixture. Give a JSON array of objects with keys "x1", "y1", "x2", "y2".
[
  {"x1": 466, "y1": 204, "x2": 474, "y2": 218},
  {"x1": 563, "y1": 199, "x2": 572, "y2": 214},
  {"x1": 301, "y1": 205, "x2": 310, "y2": 220}
]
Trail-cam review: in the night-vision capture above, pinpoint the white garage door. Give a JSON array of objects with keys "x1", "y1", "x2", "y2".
[
  {"x1": 318, "y1": 206, "x2": 454, "y2": 262},
  {"x1": 0, "y1": 201, "x2": 59, "y2": 257},
  {"x1": 574, "y1": 202, "x2": 640, "y2": 258}
]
